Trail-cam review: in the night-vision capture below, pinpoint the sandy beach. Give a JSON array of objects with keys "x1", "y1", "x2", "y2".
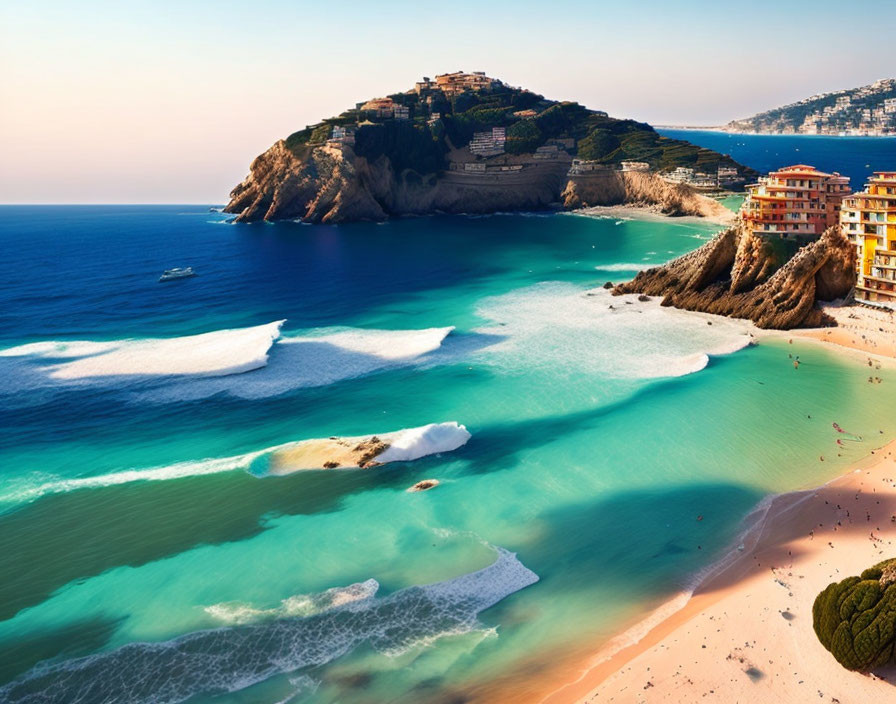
[
  {"x1": 536, "y1": 376, "x2": 896, "y2": 704},
  {"x1": 527, "y1": 304, "x2": 896, "y2": 704},
  {"x1": 571, "y1": 204, "x2": 737, "y2": 228},
  {"x1": 792, "y1": 302, "x2": 896, "y2": 359}
]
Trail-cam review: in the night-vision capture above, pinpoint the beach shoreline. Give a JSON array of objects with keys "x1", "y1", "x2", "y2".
[
  {"x1": 529, "y1": 309, "x2": 896, "y2": 703},
  {"x1": 569, "y1": 204, "x2": 736, "y2": 228}
]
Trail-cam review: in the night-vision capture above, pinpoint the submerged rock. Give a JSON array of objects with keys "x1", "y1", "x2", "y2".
[
  {"x1": 613, "y1": 222, "x2": 855, "y2": 330},
  {"x1": 407, "y1": 479, "x2": 440, "y2": 492}
]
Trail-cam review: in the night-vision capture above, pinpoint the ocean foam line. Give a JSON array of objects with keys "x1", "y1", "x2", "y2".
[
  {"x1": 0, "y1": 451, "x2": 266, "y2": 506},
  {"x1": 593, "y1": 263, "x2": 663, "y2": 272},
  {"x1": 2, "y1": 422, "x2": 472, "y2": 506},
  {"x1": 0, "y1": 547, "x2": 538, "y2": 704}
]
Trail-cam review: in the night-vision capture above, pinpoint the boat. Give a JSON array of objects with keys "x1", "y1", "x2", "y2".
[{"x1": 159, "y1": 267, "x2": 197, "y2": 282}]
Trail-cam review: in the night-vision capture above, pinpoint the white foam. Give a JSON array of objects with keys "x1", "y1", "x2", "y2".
[
  {"x1": 205, "y1": 580, "x2": 379, "y2": 625},
  {"x1": 0, "y1": 547, "x2": 538, "y2": 704},
  {"x1": 2, "y1": 421, "x2": 470, "y2": 505},
  {"x1": 0, "y1": 324, "x2": 455, "y2": 403},
  {"x1": 377, "y1": 422, "x2": 471, "y2": 463},
  {"x1": 0, "y1": 452, "x2": 264, "y2": 506},
  {"x1": 594, "y1": 262, "x2": 661, "y2": 272},
  {"x1": 140, "y1": 326, "x2": 455, "y2": 402},
  {"x1": 0, "y1": 321, "x2": 284, "y2": 380},
  {"x1": 473, "y1": 283, "x2": 754, "y2": 381}
]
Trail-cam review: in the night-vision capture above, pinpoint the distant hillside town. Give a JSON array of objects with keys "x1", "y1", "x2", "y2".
[
  {"x1": 727, "y1": 78, "x2": 896, "y2": 136},
  {"x1": 291, "y1": 71, "x2": 750, "y2": 187}
]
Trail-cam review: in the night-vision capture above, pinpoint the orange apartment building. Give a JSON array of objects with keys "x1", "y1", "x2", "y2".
[
  {"x1": 741, "y1": 164, "x2": 851, "y2": 238},
  {"x1": 841, "y1": 171, "x2": 896, "y2": 308}
]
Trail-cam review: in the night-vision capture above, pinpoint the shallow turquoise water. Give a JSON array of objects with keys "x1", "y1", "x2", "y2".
[{"x1": 0, "y1": 206, "x2": 893, "y2": 703}]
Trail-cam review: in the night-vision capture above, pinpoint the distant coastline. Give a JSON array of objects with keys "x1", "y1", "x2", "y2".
[{"x1": 657, "y1": 126, "x2": 896, "y2": 137}]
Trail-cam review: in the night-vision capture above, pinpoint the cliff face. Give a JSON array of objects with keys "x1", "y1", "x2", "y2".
[
  {"x1": 613, "y1": 223, "x2": 856, "y2": 329},
  {"x1": 225, "y1": 143, "x2": 729, "y2": 223},
  {"x1": 561, "y1": 170, "x2": 732, "y2": 219}
]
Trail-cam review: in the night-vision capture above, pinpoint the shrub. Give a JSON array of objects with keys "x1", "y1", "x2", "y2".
[
  {"x1": 812, "y1": 557, "x2": 896, "y2": 671},
  {"x1": 505, "y1": 119, "x2": 543, "y2": 155},
  {"x1": 577, "y1": 129, "x2": 620, "y2": 161}
]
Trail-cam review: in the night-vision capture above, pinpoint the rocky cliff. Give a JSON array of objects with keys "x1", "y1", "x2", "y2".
[
  {"x1": 225, "y1": 73, "x2": 754, "y2": 223},
  {"x1": 226, "y1": 141, "x2": 731, "y2": 223},
  {"x1": 561, "y1": 170, "x2": 732, "y2": 219},
  {"x1": 613, "y1": 223, "x2": 856, "y2": 329}
]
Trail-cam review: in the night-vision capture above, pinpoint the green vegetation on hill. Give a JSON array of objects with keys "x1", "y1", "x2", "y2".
[{"x1": 282, "y1": 79, "x2": 752, "y2": 178}]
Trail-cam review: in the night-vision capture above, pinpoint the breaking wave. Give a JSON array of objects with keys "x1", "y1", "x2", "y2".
[
  {"x1": 0, "y1": 548, "x2": 538, "y2": 704},
  {"x1": 0, "y1": 324, "x2": 455, "y2": 403},
  {"x1": 1, "y1": 422, "x2": 471, "y2": 505}
]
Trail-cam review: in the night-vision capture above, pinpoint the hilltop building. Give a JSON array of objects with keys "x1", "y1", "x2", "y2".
[
  {"x1": 842, "y1": 172, "x2": 896, "y2": 308},
  {"x1": 435, "y1": 71, "x2": 498, "y2": 96},
  {"x1": 469, "y1": 127, "x2": 506, "y2": 157},
  {"x1": 359, "y1": 97, "x2": 395, "y2": 118},
  {"x1": 621, "y1": 161, "x2": 650, "y2": 172},
  {"x1": 741, "y1": 165, "x2": 851, "y2": 239}
]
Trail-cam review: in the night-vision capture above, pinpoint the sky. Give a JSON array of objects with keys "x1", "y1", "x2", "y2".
[{"x1": 2, "y1": 0, "x2": 894, "y2": 203}]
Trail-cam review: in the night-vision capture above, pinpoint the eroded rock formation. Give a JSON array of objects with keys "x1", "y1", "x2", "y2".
[
  {"x1": 225, "y1": 142, "x2": 730, "y2": 223},
  {"x1": 614, "y1": 222, "x2": 856, "y2": 329}
]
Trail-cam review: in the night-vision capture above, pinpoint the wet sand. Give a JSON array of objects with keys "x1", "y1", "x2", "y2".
[{"x1": 538, "y1": 442, "x2": 896, "y2": 704}]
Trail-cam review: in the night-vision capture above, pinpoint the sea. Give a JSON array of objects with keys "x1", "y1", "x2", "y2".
[{"x1": 2, "y1": 134, "x2": 896, "y2": 703}]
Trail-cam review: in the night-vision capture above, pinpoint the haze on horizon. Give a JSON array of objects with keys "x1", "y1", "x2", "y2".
[{"x1": 2, "y1": 0, "x2": 893, "y2": 204}]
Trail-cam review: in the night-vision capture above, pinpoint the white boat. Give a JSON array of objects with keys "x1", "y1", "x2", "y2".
[{"x1": 159, "y1": 267, "x2": 197, "y2": 282}]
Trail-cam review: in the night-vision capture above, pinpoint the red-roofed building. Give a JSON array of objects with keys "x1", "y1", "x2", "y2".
[{"x1": 742, "y1": 164, "x2": 851, "y2": 239}]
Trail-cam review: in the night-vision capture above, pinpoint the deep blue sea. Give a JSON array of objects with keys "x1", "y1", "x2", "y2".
[
  {"x1": 659, "y1": 129, "x2": 896, "y2": 186},
  {"x1": 2, "y1": 135, "x2": 896, "y2": 703}
]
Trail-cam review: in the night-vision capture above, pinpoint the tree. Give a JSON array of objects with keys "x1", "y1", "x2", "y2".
[
  {"x1": 505, "y1": 120, "x2": 543, "y2": 155},
  {"x1": 813, "y1": 558, "x2": 896, "y2": 672}
]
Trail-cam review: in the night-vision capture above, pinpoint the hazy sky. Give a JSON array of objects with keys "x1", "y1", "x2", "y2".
[{"x1": 2, "y1": 0, "x2": 894, "y2": 203}]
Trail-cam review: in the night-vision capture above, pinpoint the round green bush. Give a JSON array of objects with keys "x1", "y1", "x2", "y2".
[{"x1": 812, "y1": 557, "x2": 896, "y2": 671}]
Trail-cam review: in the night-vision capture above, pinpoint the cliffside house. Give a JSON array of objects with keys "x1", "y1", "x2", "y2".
[
  {"x1": 359, "y1": 97, "x2": 395, "y2": 118},
  {"x1": 327, "y1": 126, "x2": 355, "y2": 146},
  {"x1": 621, "y1": 161, "x2": 650, "y2": 172},
  {"x1": 533, "y1": 145, "x2": 560, "y2": 160},
  {"x1": 569, "y1": 159, "x2": 612, "y2": 175},
  {"x1": 469, "y1": 127, "x2": 506, "y2": 157},
  {"x1": 393, "y1": 105, "x2": 410, "y2": 120},
  {"x1": 842, "y1": 172, "x2": 896, "y2": 309},
  {"x1": 742, "y1": 165, "x2": 851, "y2": 239},
  {"x1": 717, "y1": 166, "x2": 741, "y2": 185},
  {"x1": 662, "y1": 166, "x2": 716, "y2": 188}
]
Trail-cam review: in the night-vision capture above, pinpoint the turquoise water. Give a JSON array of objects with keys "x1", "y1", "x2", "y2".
[{"x1": 1, "y1": 206, "x2": 894, "y2": 703}]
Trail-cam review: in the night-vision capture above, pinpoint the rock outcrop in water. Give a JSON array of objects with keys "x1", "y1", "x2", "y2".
[
  {"x1": 225, "y1": 73, "x2": 752, "y2": 223},
  {"x1": 614, "y1": 223, "x2": 856, "y2": 329}
]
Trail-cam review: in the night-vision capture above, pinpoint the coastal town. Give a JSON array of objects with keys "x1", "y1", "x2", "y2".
[
  {"x1": 726, "y1": 78, "x2": 896, "y2": 136},
  {"x1": 736, "y1": 164, "x2": 896, "y2": 309},
  {"x1": 314, "y1": 71, "x2": 749, "y2": 190}
]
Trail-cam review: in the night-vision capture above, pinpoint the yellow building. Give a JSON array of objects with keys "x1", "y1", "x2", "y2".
[{"x1": 841, "y1": 172, "x2": 896, "y2": 308}]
